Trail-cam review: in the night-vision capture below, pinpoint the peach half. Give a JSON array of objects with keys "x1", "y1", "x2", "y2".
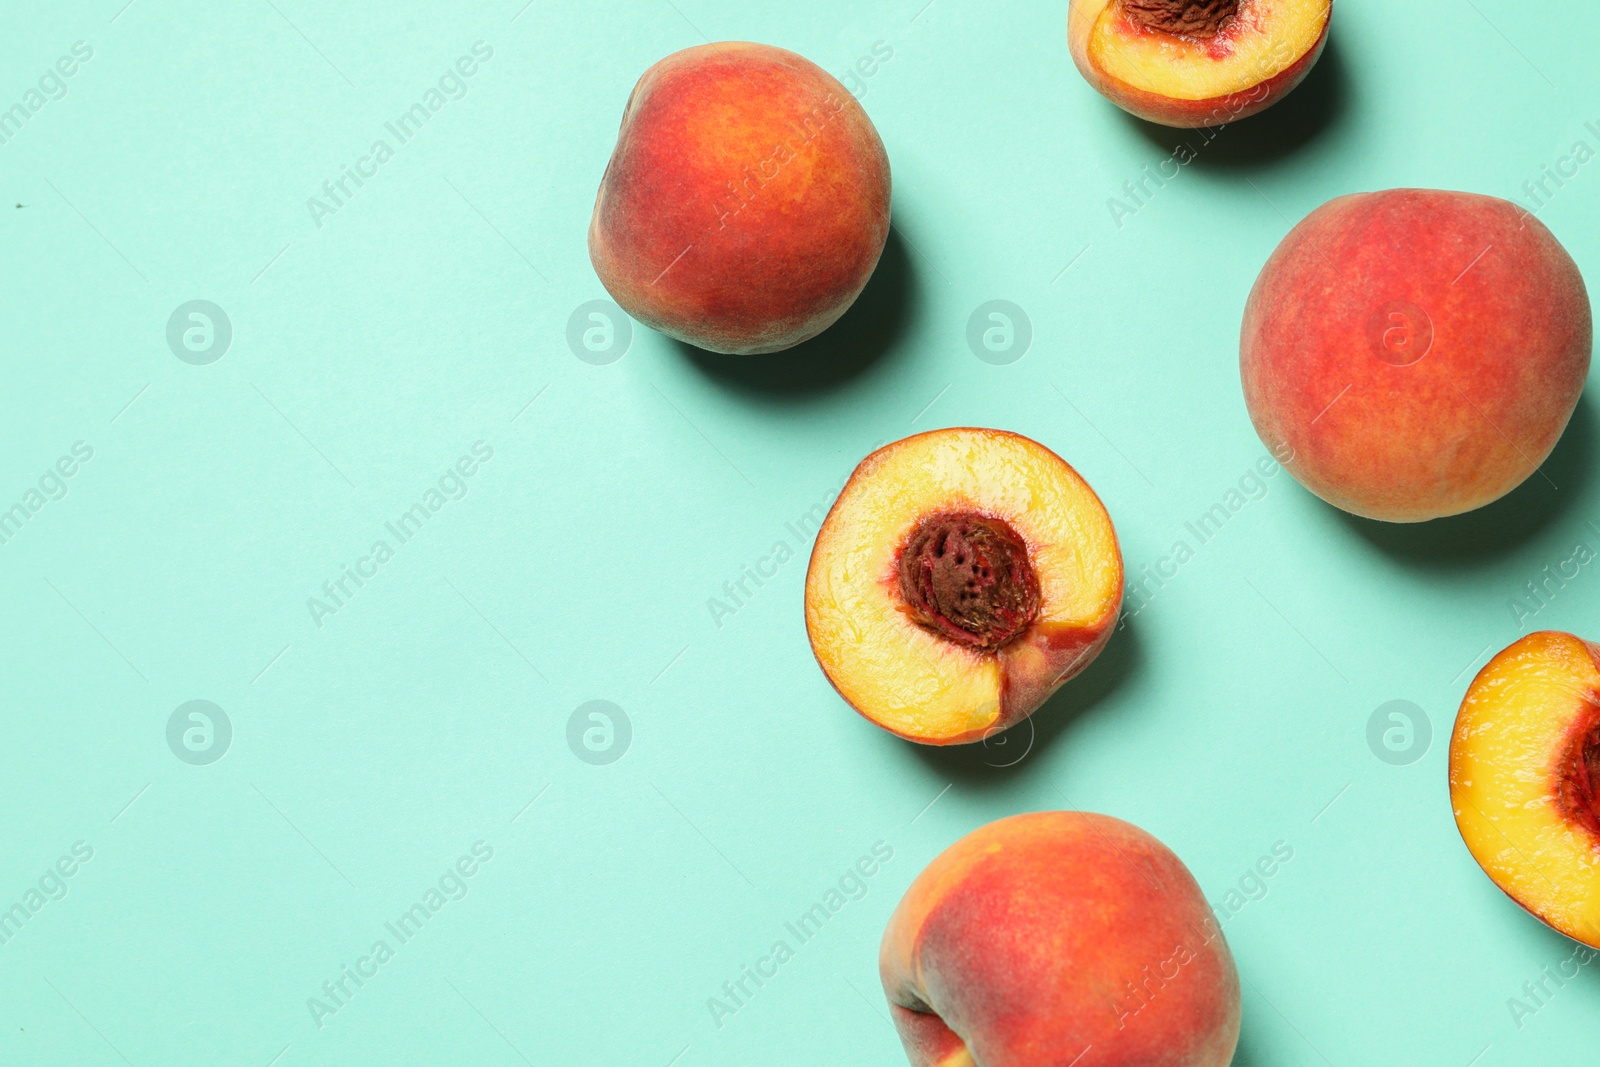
[
  {"x1": 1068, "y1": 0, "x2": 1331, "y2": 127},
  {"x1": 589, "y1": 42, "x2": 891, "y2": 354},
  {"x1": 804, "y1": 429, "x2": 1122, "y2": 746},
  {"x1": 1451, "y1": 631, "x2": 1600, "y2": 948},
  {"x1": 1241, "y1": 189, "x2": 1592, "y2": 522},
  {"x1": 881, "y1": 812, "x2": 1241, "y2": 1067}
]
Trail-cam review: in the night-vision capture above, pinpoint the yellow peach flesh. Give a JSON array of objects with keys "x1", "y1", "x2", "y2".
[
  {"x1": 805, "y1": 429, "x2": 1120, "y2": 743},
  {"x1": 1088, "y1": 0, "x2": 1327, "y2": 101},
  {"x1": 1451, "y1": 631, "x2": 1600, "y2": 947}
]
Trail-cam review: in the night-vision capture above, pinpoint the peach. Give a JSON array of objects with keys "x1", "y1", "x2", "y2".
[
  {"x1": 1068, "y1": 0, "x2": 1330, "y2": 128},
  {"x1": 881, "y1": 812, "x2": 1241, "y2": 1067},
  {"x1": 1241, "y1": 189, "x2": 1592, "y2": 522},
  {"x1": 804, "y1": 429, "x2": 1122, "y2": 746},
  {"x1": 588, "y1": 42, "x2": 891, "y2": 355},
  {"x1": 1451, "y1": 631, "x2": 1600, "y2": 949}
]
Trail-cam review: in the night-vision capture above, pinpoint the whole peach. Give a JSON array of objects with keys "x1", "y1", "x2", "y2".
[
  {"x1": 1241, "y1": 189, "x2": 1591, "y2": 522},
  {"x1": 588, "y1": 42, "x2": 891, "y2": 355},
  {"x1": 880, "y1": 812, "x2": 1240, "y2": 1067}
]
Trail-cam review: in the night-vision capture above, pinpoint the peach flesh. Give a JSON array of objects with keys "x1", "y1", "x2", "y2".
[
  {"x1": 897, "y1": 512, "x2": 1042, "y2": 654},
  {"x1": 804, "y1": 428, "x2": 1123, "y2": 746},
  {"x1": 1069, "y1": 0, "x2": 1331, "y2": 128},
  {"x1": 1450, "y1": 632, "x2": 1600, "y2": 948}
]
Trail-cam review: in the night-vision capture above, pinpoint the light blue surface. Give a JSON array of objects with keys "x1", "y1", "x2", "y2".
[{"x1": 1, "y1": 1, "x2": 1597, "y2": 1063}]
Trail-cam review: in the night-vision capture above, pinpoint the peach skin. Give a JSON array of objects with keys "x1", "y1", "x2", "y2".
[
  {"x1": 804, "y1": 429, "x2": 1122, "y2": 746},
  {"x1": 881, "y1": 812, "x2": 1240, "y2": 1066},
  {"x1": 589, "y1": 42, "x2": 891, "y2": 355},
  {"x1": 1068, "y1": 0, "x2": 1331, "y2": 128},
  {"x1": 1241, "y1": 188, "x2": 1591, "y2": 522},
  {"x1": 1451, "y1": 631, "x2": 1600, "y2": 949}
]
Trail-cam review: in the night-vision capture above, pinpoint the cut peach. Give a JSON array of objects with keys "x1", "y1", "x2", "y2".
[
  {"x1": 881, "y1": 812, "x2": 1241, "y2": 1067},
  {"x1": 1068, "y1": 0, "x2": 1331, "y2": 127},
  {"x1": 804, "y1": 428, "x2": 1122, "y2": 745},
  {"x1": 1450, "y1": 631, "x2": 1600, "y2": 948}
]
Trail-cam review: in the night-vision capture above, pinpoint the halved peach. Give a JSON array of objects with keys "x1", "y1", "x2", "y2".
[
  {"x1": 804, "y1": 428, "x2": 1122, "y2": 745},
  {"x1": 1068, "y1": 0, "x2": 1331, "y2": 128},
  {"x1": 1450, "y1": 631, "x2": 1600, "y2": 948}
]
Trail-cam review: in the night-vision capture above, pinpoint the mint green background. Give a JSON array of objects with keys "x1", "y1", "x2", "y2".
[{"x1": 2, "y1": 1, "x2": 1597, "y2": 1064}]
